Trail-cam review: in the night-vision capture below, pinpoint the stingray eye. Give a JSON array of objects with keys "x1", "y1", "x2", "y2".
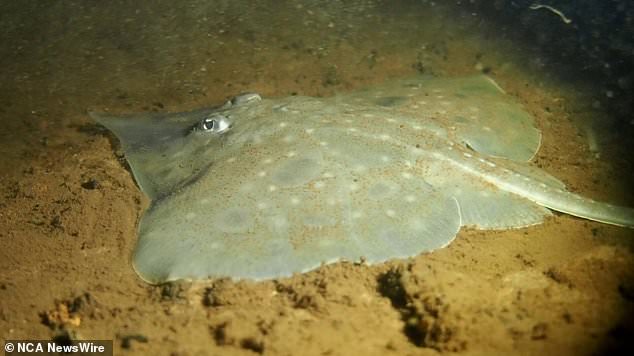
[
  {"x1": 200, "y1": 118, "x2": 217, "y2": 131},
  {"x1": 196, "y1": 114, "x2": 232, "y2": 134}
]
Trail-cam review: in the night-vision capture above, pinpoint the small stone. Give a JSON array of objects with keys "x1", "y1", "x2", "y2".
[
  {"x1": 81, "y1": 178, "x2": 100, "y2": 190},
  {"x1": 120, "y1": 334, "x2": 149, "y2": 349},
  {"x1": 531, "y1": 322, "x2": 548, "y2": 340}
]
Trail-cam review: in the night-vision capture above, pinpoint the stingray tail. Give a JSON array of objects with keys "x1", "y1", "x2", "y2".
[
  {"x1": 445, "y1": 152, "x2": 634, "y2": 228},
  {"x1": 484, "y1": 170, "x2": 634, "y2": 228},
  {"x1": 531, "y1": 189, "x2": 634, "y2": 228}
]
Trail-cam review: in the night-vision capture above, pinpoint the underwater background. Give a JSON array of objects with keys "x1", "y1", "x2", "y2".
[{"x1": 1, "y1": 0, "x2": 633, "y2": 354}]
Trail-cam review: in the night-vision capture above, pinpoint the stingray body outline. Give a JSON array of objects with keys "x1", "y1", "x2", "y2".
[{"x1": 91, "y1": 75, "x2": 634, "y2": 283}]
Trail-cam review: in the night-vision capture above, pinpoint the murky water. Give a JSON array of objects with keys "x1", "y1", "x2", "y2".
[
  {"x1": 2, "y1": 0, "x2": 632, "y2": 173},
  {"x1": 1, "y1": 1, "x2": 633, "y2": 354}
]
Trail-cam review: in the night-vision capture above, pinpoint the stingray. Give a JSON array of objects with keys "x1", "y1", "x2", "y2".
[{"x1": 91, "y1": 75, "x2": 634, "y2": 283}]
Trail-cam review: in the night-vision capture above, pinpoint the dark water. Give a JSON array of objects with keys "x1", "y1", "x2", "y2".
[{"x1": 1, "y1": 0, "x2": 632, "y2": 166}]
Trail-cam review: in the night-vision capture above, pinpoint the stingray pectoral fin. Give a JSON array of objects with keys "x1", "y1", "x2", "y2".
[
  {"x1": 341, "y1": 75, "x2": 543, "y2": 162},
  {"x1": 132, "y1": 200, "x2": 301, "y2": 283},
  {"x1": 345, "y1": 172, "x2": 463, "y2": 263}
]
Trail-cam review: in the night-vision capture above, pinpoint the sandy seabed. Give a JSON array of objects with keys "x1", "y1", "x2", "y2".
[{"x1": 1, "y1": 1, "x2": 633, "y2": 355}]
